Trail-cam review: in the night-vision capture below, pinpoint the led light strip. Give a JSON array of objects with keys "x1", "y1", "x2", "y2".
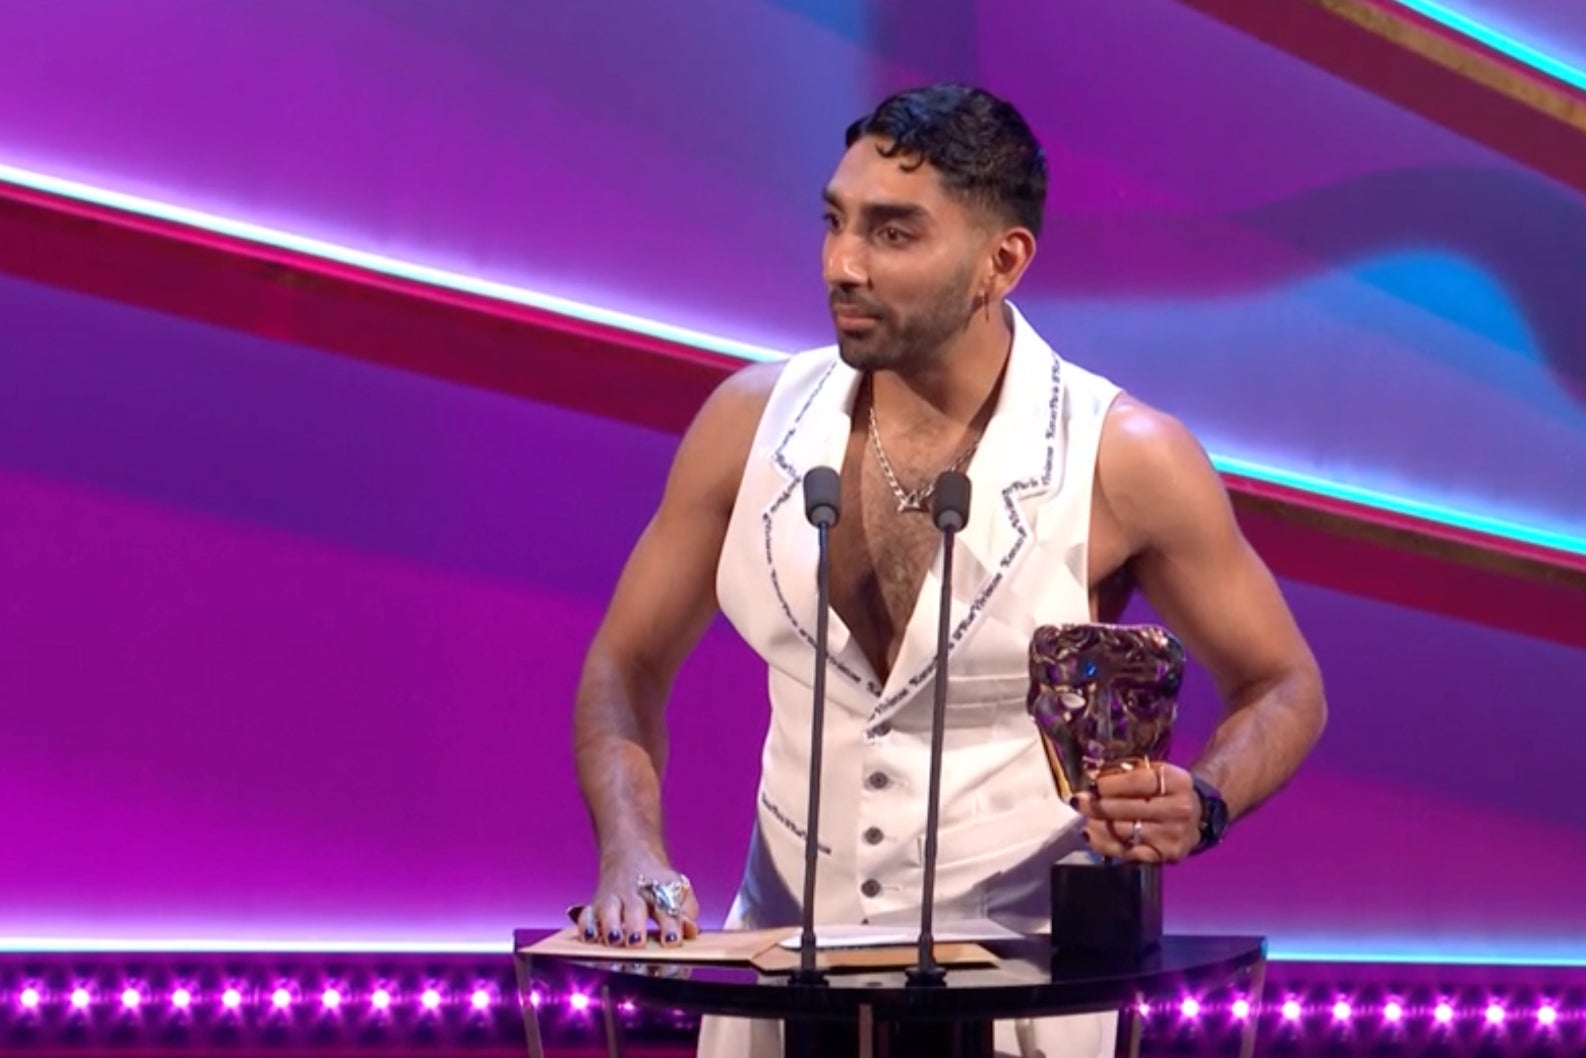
[
  {"x1": 1213, "y1": 455, "x2": 1586, "y2": 557},
  {"x1": 1, "y1": 160, "x2": 1582, "y2": 560},
  {"x1": 11, "y1": 983, "x2": 503, "y2": 1016},
  {"x1": 0, "y1": 982, "x2": 1572, "y2": 1022},
  {"x1": 3, "y1": 981, "x2": 1580, "y2": 1033},
  {"x1": 0, "y1": 162, "x2": 786, "y2": 365},
  {"x1": 6, "y1": 938, "x2": 1585, "y2": 966},
  {"x1": 0, "y1": 937, "x2": 503, "y2": 954},
  {"x1": 6, "y1": 983, "x2": 1579, "y2": 1027},
  {"x1": 5, "y1": 953, "x2": 1585, "y2": 1052},
  {"x1": 1384, "y1": 0, "x2": 1586, "y2": 93}
]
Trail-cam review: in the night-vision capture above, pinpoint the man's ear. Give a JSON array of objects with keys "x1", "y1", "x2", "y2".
[{"x1": 987, "y1": 226, "x2": 1036, "y2": 301}]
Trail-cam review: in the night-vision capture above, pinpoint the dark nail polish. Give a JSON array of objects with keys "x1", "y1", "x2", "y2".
[
  {"x1": 665, "y1": 931, "x2": 678, "y2": 944},
  {"x1": 584, "y1": 926, "x2": 596, "y2": 939},
  {"x1": 607, "y1": 929, "x2": 621, "y2": 943},
  {"x1": 628, "y1": 932, "x2": 643, "y2": 945},
  {"x1": 1068, "y1": 796, "x2": 1080, "y2": 810}
]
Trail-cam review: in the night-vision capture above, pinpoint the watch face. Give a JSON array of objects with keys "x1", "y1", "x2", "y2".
[
  {"x1": 1206, "y1": 796, "x2": 1229, "y2": 838},
  {"x1": 1194, "y1": 775, "x2": 1228, "y2": 847}
]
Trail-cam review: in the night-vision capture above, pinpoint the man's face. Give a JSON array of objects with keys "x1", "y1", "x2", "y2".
[{"x1": 821, "y1": 137, "x2": 991, "y2": 372}]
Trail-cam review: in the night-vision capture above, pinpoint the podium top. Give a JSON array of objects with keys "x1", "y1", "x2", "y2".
[{"x1": 512, "y1": 930, "x2": 1266, "y2": 1023}]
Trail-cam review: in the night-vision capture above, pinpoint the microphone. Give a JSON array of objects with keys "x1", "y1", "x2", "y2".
[
  {"x1": 793, "y1": 466, "x2": 841, "y2": 986},
  {"x1": 907, "y1": 470, "x2": 972, "y2": 987},
  {"x1": 803, "y1": 466, "x2": 841, "y2": 529}
]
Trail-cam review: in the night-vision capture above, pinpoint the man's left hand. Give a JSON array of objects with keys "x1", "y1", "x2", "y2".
[{"x1": 1075, "y1": 763, "x2": 1200, "y2": 863}]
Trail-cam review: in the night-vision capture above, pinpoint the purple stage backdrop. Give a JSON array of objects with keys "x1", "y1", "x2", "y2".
[
  {"x1": 1, "y1": 0, "x2": 1582, "y2": 543},
  {"x1": 0, "y1": 0, "x2": 1584, "y2": 963},
  {"x1": 3, "y1": 274, "x2": 1584, "y2": 963}
]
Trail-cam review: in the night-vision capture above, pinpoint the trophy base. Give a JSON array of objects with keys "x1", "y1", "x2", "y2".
[{"x1": 1050, "y1": 861, "x2": 1162, "y2": 959}]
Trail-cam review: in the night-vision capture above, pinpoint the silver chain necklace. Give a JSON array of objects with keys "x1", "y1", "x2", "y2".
[{"x1": 867, "y1": 403, "x2": 979, "y2": 513}]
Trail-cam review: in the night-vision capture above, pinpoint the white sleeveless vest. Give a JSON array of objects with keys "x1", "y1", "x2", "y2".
[{"x1": 702, "y1": 305, "x2": 1121, "y2": 1057}]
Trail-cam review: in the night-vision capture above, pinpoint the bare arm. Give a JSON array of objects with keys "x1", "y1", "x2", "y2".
[
  {"x1": 1083, "y1": 396, "x2": 1326, "y2": 858},
  {"x1": 572, "y1": 361, "x2": 779, "y2": 943}
]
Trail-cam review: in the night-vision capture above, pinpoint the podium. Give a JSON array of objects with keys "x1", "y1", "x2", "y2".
[{"x1": 513, "y1": 930, "x2": 1266, "y2": 1058}]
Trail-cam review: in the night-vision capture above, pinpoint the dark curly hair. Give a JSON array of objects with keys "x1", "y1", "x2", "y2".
[{"x1": 845, "y1": 84, "x2": 1047, "y2": 237}]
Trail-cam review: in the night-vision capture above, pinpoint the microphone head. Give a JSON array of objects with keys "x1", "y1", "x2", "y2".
[
  {"x1": 803, "y1": 466, "x2": 842, "y2": 528},
  {"x1": 932, "y1": 471, "x2": 971, "y2": 532}
]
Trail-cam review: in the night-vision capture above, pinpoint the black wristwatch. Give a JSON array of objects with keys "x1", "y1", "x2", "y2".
[{"x1": 1190, "y1": 774, "x2": 1229, "y2": 855}]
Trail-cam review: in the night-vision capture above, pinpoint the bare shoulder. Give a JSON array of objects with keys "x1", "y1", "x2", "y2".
[
  {"x1": 666, "y1": 358, "x2": 787, "y2": 511},
  {"x1": 1096, "y1": 393, "x2": 1234, "y2": 554},
  {"x1": 688, "y1": 358, "x2": 785, "y2": 459},
  {"x1": 707, "y1": 358, "x2": 786, "y2": 419},
  {"x1": 1097, "y1": 394, "x2": 1208, "y2": 480}
]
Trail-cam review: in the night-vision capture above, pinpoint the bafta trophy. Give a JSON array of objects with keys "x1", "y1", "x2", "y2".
[{"x1": 1027, "y1": 623, "x2": 1185, "y2": 957}]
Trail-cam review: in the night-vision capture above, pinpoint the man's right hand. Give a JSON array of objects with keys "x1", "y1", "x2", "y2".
[
  {"x1": 570, "y1": 365, "x2": 775, "y2": 955},
  {"x1": 576, "y1": 855, "x2": 702, "y2": 948}
]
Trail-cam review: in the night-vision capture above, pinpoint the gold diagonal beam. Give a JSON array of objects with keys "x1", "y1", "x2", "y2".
[
  {"x1": 1313, "y1": 0, "x2": 1586, "y2": 130},
  {"x1": 1174, "y1": 0, "x2": 1586, "y2": 193}
]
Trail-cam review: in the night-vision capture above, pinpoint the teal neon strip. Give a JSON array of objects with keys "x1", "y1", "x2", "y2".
[
  {"x1": 1213, "y1": 455, "x2": 1586, "y2": 558},
  {"x1": 1386, "y1": 0, "x2": 1586, "y2": 94},
  {"x1": 1, "y1": 160, "x2": 1581, "y2": 559},
  {"x1": 0, "y1": 162, "x2": 787, "y2": 365}
]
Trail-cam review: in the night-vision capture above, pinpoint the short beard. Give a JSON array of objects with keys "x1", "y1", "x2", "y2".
[{"x1": 835, "y1": 269, "x2": 978, "y2": 373}]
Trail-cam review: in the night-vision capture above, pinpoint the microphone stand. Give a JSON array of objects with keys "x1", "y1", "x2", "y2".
[
  {"x1": 906, "y1": 471, "x2": 971, "y2": 988},
  {"x1": 792, "y1": 467, "x2": 840, "y2": 986}
]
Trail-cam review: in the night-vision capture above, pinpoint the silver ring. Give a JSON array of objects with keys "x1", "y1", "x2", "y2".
[
  {"x1": 1128, "y1": 820, "x2": 1144, "y2": 848},
  {"x1": 638, "y1": 874, "x2": 691, "y2": 918}
]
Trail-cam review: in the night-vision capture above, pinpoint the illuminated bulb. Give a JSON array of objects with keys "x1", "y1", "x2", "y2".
[
  {"x1": 420, "y1": 988, "x2": 441, "y2": 1011},
  {"x1": 569, "y1": 992, "x2": 591, "y2": 1012},
  {"x1": 1231, "y1": 999, "x2": 1250, "y2": 1020},
  {"x1": 222, "y1": 989, "x2": 243, "y2": 1010},
  {"x1": 470, "y1": 989, "x2": 491, "y2": 1010},
  {"x1": 20, "y1": 987, "x2": 41, "y2": 1010},
  {"x1": 70, "y1": 988, "x2": 91, "y2": 1010},
  {"x1": 1539, "y1": 1005, "x2": 1558, "y2": 1027},
  {"x1": 371, "y1": 988, "x2": 392, "y2": 1011},
  {"x1": 171, "y1": 988, "x2": 193, "y2": 1010},
  {"x1": 1332, "y1": 1001, "x2": 1351, "y2": 1021},
  {"x1": 271, "y1": 988, "x2": 291, "y2": 1010},
  {"x1": 121, "y1": 988, "x2": 141, "y2": 1009},
  {"x1": 1384, "y1": 1002, "x2": 1403, "y2": 1023},
  {"x1": 1180, "y1": 998, "x2": 1200, "y2": 1018},
  {"x1": 321, "y1": 988, "x2": 342, "y2": 1010},
  {"x1": 1485, "y1": 1004, "x2": 1505, "y2": 1025},
  {"x1": 1281, "y1": 1000, "x2": 1302, "y2": 1021},
  {"x1": 1434, "y1": 1003, "x2": 1454, "y2": 1024}
]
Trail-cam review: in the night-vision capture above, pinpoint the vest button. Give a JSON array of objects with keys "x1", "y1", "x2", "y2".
[
  {"x1": 866, "y1": 772, "x2": 890, "y2": 790},
  {"x1": 863, "y1": 826, "x2": 884, "y2": 845},
  {"x1": 861, "y1": 879, "x2": 882, "y2": 898}
]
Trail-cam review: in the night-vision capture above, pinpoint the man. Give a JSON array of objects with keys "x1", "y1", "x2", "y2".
[{"x1": 572, "y1": 84, "x2": 1326, "y2": 1057}]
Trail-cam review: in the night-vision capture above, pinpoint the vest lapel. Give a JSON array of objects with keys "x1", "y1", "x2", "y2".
[
  {"x1": 761, "y1": 354, "x2": 882, "y2": 699},
  {"x1": 864, "y1": 305, "x2": 1069, "y2": 733}
]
